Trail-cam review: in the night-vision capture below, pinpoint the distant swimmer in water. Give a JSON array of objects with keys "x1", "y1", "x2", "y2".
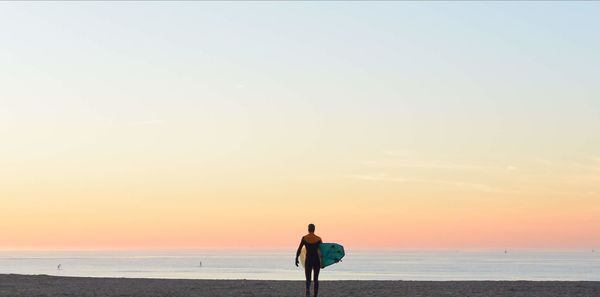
[
  {"x1": 57, "y1": 264, "x2": 62, "y2": 270},
  {"x1": 199, "y1": 261, "x2": 202, "y2": 267},
  {"x1": 295, "y1": 223, "x2": 322, "y2": 297}
]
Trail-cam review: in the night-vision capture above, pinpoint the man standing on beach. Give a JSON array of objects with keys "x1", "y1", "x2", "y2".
[{"x1": 295, "y1": 224, "x2": 322, "y2": 297}]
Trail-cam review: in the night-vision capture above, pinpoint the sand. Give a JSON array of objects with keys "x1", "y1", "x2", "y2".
[{"x1": 1, "y1": 274, "x2": 599, "y2": 297}]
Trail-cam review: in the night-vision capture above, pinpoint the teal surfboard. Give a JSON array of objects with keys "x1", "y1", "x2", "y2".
[{"x1": 319, "y1": 243, "x2": 345, "y2": 268}]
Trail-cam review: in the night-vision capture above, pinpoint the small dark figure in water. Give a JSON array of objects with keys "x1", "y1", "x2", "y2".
[
  {"x1": 295, "y1": 224, "x2": 322, "y2": 297},
  {"x1": 57, "y1": 264, "x2": 62, "y2": 270}
]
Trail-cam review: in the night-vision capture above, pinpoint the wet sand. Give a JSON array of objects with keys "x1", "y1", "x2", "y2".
[{"x1": 1, "y1": 274, "x2": 599, "y2": 297}]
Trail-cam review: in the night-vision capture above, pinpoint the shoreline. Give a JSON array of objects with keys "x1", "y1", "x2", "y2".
[
  {"x1": 1, "y1": 274, "x2": 599, "y2": 297},
  {"x1": 3, "y1": 273, "x2": 600, "y2": 282}
]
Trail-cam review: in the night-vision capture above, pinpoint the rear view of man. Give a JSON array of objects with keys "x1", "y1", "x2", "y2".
[{"x1": 295, "y1": 224, "x2": 322, "y2": 297}]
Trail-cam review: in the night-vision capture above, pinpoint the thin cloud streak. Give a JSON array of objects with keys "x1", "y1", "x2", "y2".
[
  {"x1": 349, "y1": 174, "x2": 499, "y2": 193},
  {"x1": 362, "y1": 160, "x2": 498, "y2": 171},
  {"x1": 129, "y1": 120, "x2": 166, "y2": 126}
]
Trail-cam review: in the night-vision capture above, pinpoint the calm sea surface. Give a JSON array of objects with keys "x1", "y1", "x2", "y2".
[{"x1": 1, "y1": 250, "x2": 599, "y2": 281}]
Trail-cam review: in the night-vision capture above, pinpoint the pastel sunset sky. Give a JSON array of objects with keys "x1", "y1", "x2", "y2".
[{"x1": 1, "y1": 2, "x2": 599, "y2": 250}]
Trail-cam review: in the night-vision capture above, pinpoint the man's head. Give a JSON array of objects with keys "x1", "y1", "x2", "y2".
[{"x1": 308, "y1": 224, "x2": 315, "y2": 233}]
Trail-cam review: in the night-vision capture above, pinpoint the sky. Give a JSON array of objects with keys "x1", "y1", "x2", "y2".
[{"x1": 1, "y1": 2, "x2": 599, "y2": 250}]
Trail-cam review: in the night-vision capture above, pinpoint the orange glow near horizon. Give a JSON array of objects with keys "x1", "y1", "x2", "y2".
[{"x1": 2, "y1": 155, "x2": 599, "y2": 250}]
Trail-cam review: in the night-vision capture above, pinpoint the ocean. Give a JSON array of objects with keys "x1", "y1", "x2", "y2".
[{"x1": 1, "y1": 250, "x2": 598, "y2": 281}]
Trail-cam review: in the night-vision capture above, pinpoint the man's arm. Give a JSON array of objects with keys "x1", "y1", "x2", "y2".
[{"x1": 295, "y1": 238, "x2": 304, "y2": 267}]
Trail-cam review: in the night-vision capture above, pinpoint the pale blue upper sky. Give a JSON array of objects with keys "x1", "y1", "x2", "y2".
[{"x1": 2, "y1": 2, "x2": 598, "y2": 157}]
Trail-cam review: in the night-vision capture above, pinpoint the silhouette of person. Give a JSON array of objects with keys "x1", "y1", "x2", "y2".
[{"x1": 295, "y1": 224, "x2": 322, "y2": 297}]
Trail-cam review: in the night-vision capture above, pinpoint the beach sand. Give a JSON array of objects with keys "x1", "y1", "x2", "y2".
[{"x1": 1, "y1": 274, "x2": 599, "y2": 297}]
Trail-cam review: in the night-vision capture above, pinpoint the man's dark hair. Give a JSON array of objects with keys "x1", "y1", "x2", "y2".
[{"x1": 308, "y1": 224, "x2": 315, "y2": 233}]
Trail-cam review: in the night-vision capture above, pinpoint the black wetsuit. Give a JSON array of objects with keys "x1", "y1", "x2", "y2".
[{"x1": 297, "y1": 235, "x2": 322, "y2": 297}]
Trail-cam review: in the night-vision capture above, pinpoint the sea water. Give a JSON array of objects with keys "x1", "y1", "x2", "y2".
[{"x1": 0, "y1": 250, "x2": 599, "y2": 281}]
